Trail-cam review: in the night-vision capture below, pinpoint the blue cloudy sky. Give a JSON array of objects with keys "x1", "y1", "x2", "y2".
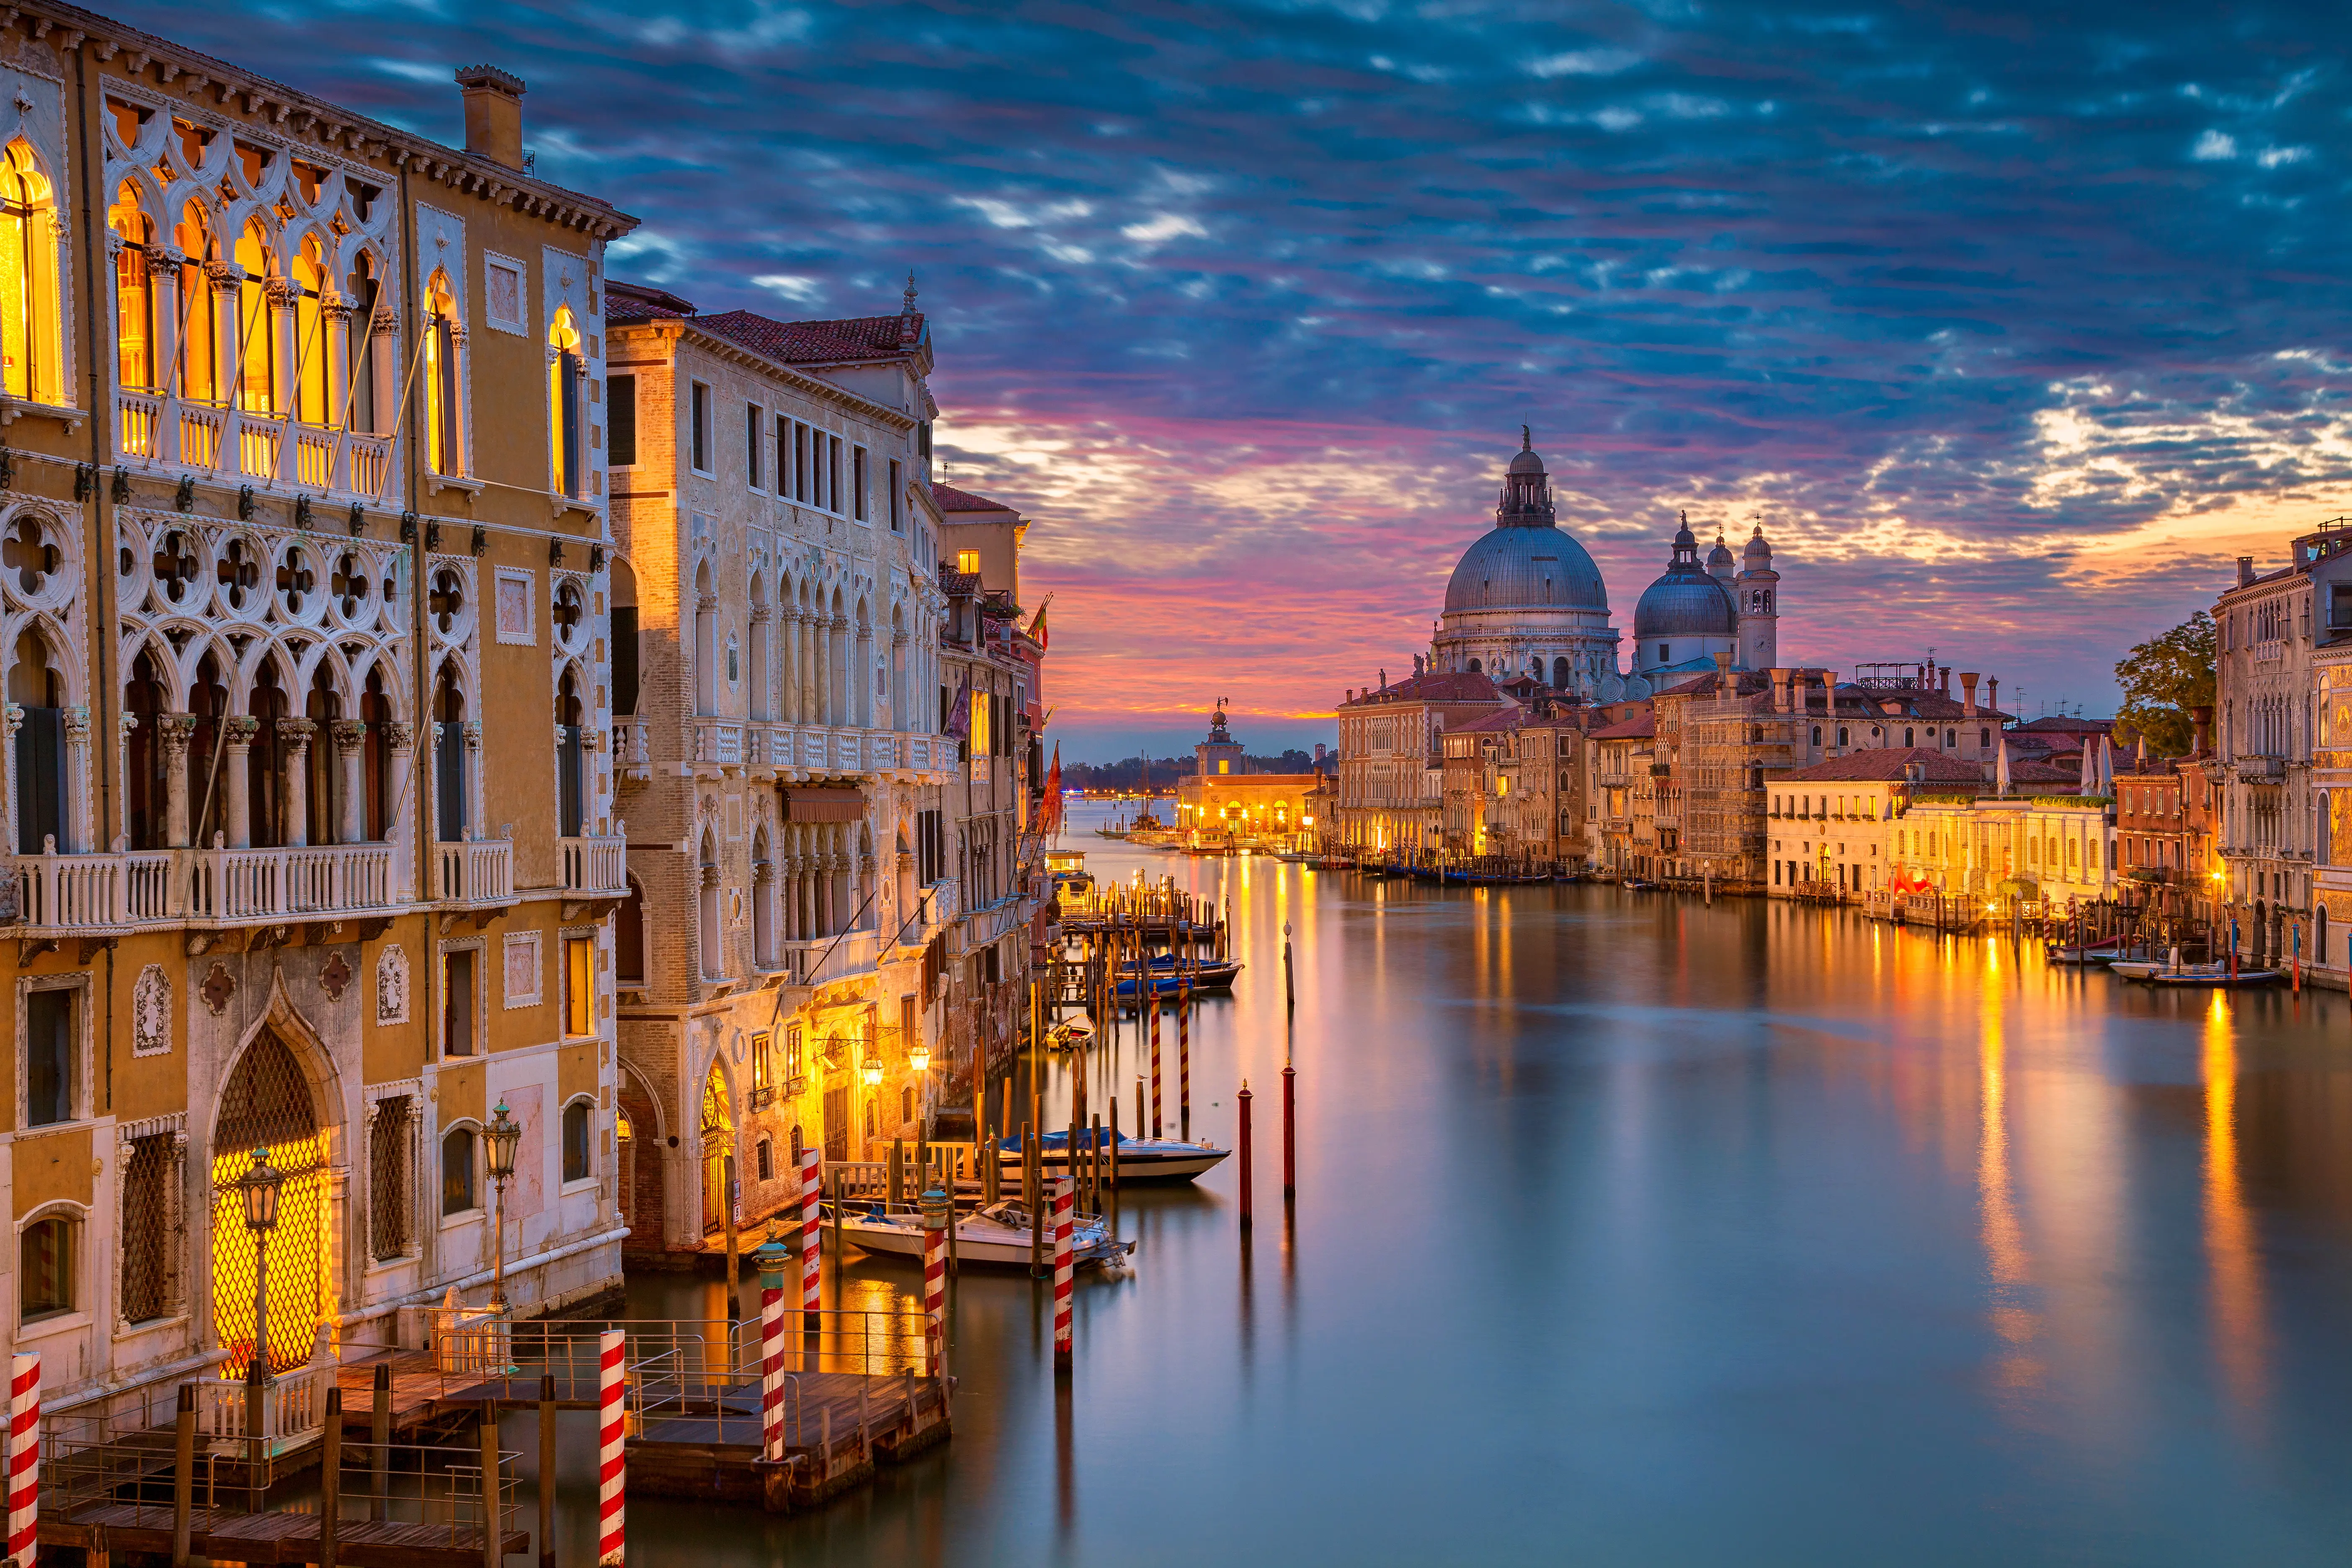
[{"x1": 129, "y1": 0, "x2": 2352, "y2": 757}]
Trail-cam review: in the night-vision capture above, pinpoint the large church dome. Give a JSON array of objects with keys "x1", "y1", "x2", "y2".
[{"x1": 1443, "y1": 527, "x2": 1609, "y2": 612}]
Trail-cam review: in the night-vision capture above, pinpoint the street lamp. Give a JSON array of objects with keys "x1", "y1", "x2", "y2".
[
  {"x1": 239, "y1": 1146, "x2": 282, "y2": 1509},
  {"x1": 484, "y1": 1101, "x2": 522, "y2": 1311},
  {"x1": 909, "y1": 1042, "x2": 931, "y2": 1074}
]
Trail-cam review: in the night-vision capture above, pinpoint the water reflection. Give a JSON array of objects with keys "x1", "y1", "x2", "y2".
[{"x1": 585, "y1": 802, "x2": 2352, "y2": 1566}]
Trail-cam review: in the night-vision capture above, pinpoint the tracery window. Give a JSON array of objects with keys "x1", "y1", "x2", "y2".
[
  {"x1": 173, "y1": 202, "x2": 220, "y2": 406},
  {"x1": 109, "y1": 183, "x2": 162, "y2": 393},
  {"x1": 0, "y1": 139, "x2": 62, "y2": 405},
  {"x1": 233, "y1": 219, "x2": 280, "y2": 415}
]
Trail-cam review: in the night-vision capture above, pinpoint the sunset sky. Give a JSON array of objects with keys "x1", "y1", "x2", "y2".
[{"x1": 133, "y1": 0, "x2": 2352, "y2": 760}]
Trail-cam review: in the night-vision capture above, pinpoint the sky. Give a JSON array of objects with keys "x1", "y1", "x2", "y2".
[{"x1": 126, "y1": 0, "x2": 2352, "y2": 760}]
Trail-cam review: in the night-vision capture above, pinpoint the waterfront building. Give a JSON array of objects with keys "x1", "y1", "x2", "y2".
[
  {"x1": 602, "y1": 277, "x2": 998, "y2": 1255},
  {"x1": 1174, "y1": 701, "x2": 1326, "y2": 844},
  {"x1": 1333, "y1": 670, "x2": 1509, "y2": 854},
  {"x1": 2213, "y1": 531, "x2": 2345, "y2": 967},
  {"x1": 1768, "y1": 751, "x2": 1983, "y2": 897},
  {"x1": 1589, "y1": 712, "x2": 1658, "y2": 875},
  {"x1": 0, "y1": 20, "x2": 639, "y2": 1421}
]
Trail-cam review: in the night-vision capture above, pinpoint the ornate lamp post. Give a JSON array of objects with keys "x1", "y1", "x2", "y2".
[
  {"x1": 239, "y1": 1146, "x2": 283, "y2": 1509},
  {"x1": 485, "y1": 1101, "x2": 522, "y2": 1311}
]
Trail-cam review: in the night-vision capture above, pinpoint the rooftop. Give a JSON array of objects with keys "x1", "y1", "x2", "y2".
[{"x1": 1779, "y1": 748, "x2": 1985, "y2": 784}]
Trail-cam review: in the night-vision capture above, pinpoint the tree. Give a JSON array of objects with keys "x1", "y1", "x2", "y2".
[{"x1": 2114, "y1": 609, "x2": 2216, "y2": 756}]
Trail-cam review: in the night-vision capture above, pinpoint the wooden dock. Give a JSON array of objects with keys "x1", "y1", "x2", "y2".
[{"x1": 40, "y1": 1501, "x2": 529, "y2": 1566}]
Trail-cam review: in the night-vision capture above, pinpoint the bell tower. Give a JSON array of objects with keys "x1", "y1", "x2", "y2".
[{"x1": 1736, "y1": 523, "x2": 1780, "y2": 669}]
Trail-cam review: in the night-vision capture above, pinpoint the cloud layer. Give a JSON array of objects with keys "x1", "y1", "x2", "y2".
[{"x1": 131, "y1": 0, "x2": 2352, "y2": 756}]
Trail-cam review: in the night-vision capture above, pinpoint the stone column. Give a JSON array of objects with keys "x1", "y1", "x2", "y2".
[
  {"x1": 811, "y1": 615, "x2": 830, "y2": 732},
  {"x1": 832, "y1": 618, "x2": 852, "y2": 727},
  {"x1": 280, "y1": 718, "x2": 317, "y2": 848},
  {"x1": 207, "y1": 262, "x2": 240, "y2": 408},
  {"x1": 384, "y1": 721, "x2": 415, "y2": 896},
  {"x1": 220, "y1": 716, "x2": 258, "y2": 849},
  {"x1": 321, "y1": 298, "x2": 352, "y2": 438},
  {"x1": 332, "y1": 720, "x2": 369, "y2": 845},
  {"x1": 369, "y1": 305, "x2": 401, "y2": 438},
  {"x1": 158, "y1": 714, "x2": 199, "y2": 849},
  {"x1": 265, "y1": 277, "x2": 300, "y2": 431},
  {"x1": 60, "y1": 705, "x2": 90, "y2": 855}
]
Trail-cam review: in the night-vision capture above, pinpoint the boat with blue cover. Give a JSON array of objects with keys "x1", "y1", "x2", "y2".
[
  {"x1": 1112, "y1": 962, "x2": 1240, "y2": 1000},
  {"x1": 1000, "y1": 1127, "x2": 1229, "y2": 1183},
  {"x1": 824, "y1": 1197, "x2": 1132, "y2": 1268}
]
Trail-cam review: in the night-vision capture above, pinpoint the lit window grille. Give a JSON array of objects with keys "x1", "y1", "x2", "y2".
[{"x1": 119, "y1": 1130, "x2": 185, "y2": 1326}]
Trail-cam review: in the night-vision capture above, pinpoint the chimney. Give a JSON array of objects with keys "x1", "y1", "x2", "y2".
[
  {"x1": 455, "y1": 66, "x2": 526, "y2": 171},
  {"x1": 1939, "y1": 666, "x2": 1951, "y2": 696},
  {"x1": 2236, "y1": 556, "x2": 2255, "y2": 588},
  {"x1": 1771, "y1": 668, "x2": 1790, "y2": 714},
  {"x1": 2190, "y1": 705, "x2": 2213, "y2": 754},
  {"x1": 1712, "y1": 650, "x2": 1735, "y2": 699},
  {"x1": 1960, "y1": 672, "x2": 1979, "y2": 717},
  {"x1": 1986, "y1": 676, "x2": 1999, "y2": 715}
]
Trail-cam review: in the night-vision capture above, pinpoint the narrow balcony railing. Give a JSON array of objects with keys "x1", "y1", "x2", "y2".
[
  {"x1": 13, "y1": 842, "x2": 395, "y2": 932},
  {"x1": 777, "y1": 928, "x2": 882, "y2": 987},
  {"x1": 560, "y1": 834, "x2": 628, "y2": 895},
  {"x1": 692, "y1": 717, "x2": 745, "y2": 769},
  {"x1": 116, "y1": 389, "x2": 395, "y2": 500},
  {"x1": 435, "y1": 838, "x2": 516, "y2": 906}
]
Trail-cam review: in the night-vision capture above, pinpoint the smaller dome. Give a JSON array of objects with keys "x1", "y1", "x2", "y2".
[
  {"x1": 1634, "y1": 574, "x2": 1736, "y2": 639},
  {"x1": 1706, "y1": 534, "x2": 1736, "y2": 577},
  {"x1": 1744, "y1": 525, "x2": 1773, "y2": 565}
]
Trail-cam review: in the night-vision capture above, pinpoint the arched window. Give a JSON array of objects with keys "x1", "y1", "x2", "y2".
[
  {"x1": 422, "y1": 268, "x2": 464, "y2": 475},
  {"x1": 233, "y1": 219, "x2": 279, "y2": 415},
  {"x1": 0, "y1": 141, "x2": 62, "y2": 405},
  {"x1": 548, "y1": 305, "x2": 582, "y2": 497},
  {"x1": 108, "y1": 182, "x2": 161, "y2": 394},
  {"x1": 10, "y1": 626, "x2": 65, "y2": 854},
  {"x1": 756, "y1": 1137, "x2": 773, "y2": 1182},
  {"x1": 441, "y1": 1127, "x2": 478, "y2": 1214},
  {"x1": 433, "y1": 660, "x2": 467, "y2": 841},
  {"x1": 173, "y1": 201, "x2": 220, "y2": 407},
  {"x1": 555, "y1": 667, "x2": 585, "y2": 838},
  {"x1": 698, "y1": 835, "x2": 722, "y2": 979},
  {"x1": 20, "y1": 1212, "x2": 75, "y2": 1322},
  {"x1": 1552, "y1": 657, "x2": 1569, "y2": 688},
  {"x1": 346, "y1": 251, "x2": 382, "y2": 434},
  {"x1": 562, "y1": 1100, "x2": 592, "y2": 1182},
  {"x1": 290, "y1": 235, "x2": 330, "y2": 428},
  {"x1": 693, "y1": 562, "x2": 717, "y2": 715},
  {"x1": 1467, "y1": 658, "x2": 1481, "y2": 673},
  {"x1": 1904, "y1": 727, "x2": 1914, "y2": 748}
]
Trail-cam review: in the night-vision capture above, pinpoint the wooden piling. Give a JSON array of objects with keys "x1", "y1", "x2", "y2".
[
  {"x1": 481, "y1": 1417, "x2": 503, "y2": 1568},
  {"x1": 539, "y1": 1373, "x2": 558, "y2": 1568},
  {"x1": 1282, "y1": 1063, "x2": 1296, "y2": 1199},
  {"x1": 1108, "y1": 1098, "x2": 1120, "y2": 1191},
  {"x1": 320, "y1": 1385, "x2": 343, "y2": 1568},
  {"x1": 371, "y1": 1361, "x2": 391, "y2": 1522},
  {"x1": 1238, "y1": 1081, "x2": 1253, "y2": 1229},
  {"x1": 170, "y1": 1382, "x2": 195, "y2": 1568}
]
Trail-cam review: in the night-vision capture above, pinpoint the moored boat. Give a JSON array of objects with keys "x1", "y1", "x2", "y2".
[
  {"x1": 824, "y1": 1198, "x2": 1132, "y2": 1268},
  {"x1": 1001, "y1": 1127, "x2": 1230, "y2": 1183},
  {"x1": 1113, "y1": 961, "x2": 1240, "y2": 999},
  {"x1": 2146, "y1": 967, "x2": 2281, "y2": 988}
]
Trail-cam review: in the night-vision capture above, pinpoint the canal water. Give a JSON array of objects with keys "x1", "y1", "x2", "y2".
[{"x1": 551, "y1": 799, "x2": 2352, "y2": 1564}]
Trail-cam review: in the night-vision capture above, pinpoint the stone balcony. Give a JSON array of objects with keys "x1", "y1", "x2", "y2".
[
  {"x1": 685, "y1": 719, "x2": 947, "y2": 782},
  {"x1": 9, "y1": 840, "x2": 401, "y2": 941},
  {"x1": 771, "y1": 927, "x2": 883, "y2": 989},
  {"x1": 117, "y1": 391, "x2": 394, "y2": 502},
  {"x1": 433, "y1": 837, "x2": 516, "y2": 913},
  {"x1": 559, "y1": 834, "x2": 628, "y2": 896}
]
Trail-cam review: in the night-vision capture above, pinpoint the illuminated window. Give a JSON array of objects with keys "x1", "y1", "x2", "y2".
[
  {"x1": 441, "y1": 1127, "x2": 478, "y2": 1215},
  {"x1": 233, "y1": 218, "x2": 279, "y2": 418},
  {"x1": 548, "y1": 306, "x2": 583, "y2": 497},
  {"x1": 753, "y1": 1032, "x2": 773, "y2": 1096},
  {"x1": 19, "y1": 1215, "x2": 74, "y2": 1322},
  {"x1": 422, "y1": 268, "x2": 464, "y2": 474},
  {"x1": 289, "y1": 235, "x2": 329, "y2": 426},
  {"x1": 564, "y1": 936, "x2": 593, "y2": 1037},
  {"x1": 172, "y1": 201, "x2": 219, "y2": 407},
  {"x1": 0, "y1": 139, "x2": 62, "y2": 406},
  {"x1": 562, "y1": 1100, "x2": 592, "y2": 1183},
  {"x1": 108, "y1": 181, "x2": 160, "y2": 395},
  {"x1": 956, "y1": 549, "x2": 980, "y2": 575}
]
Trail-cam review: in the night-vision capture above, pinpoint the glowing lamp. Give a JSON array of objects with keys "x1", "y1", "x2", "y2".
[
  {"x1": 240, "y1": 1147, "x2": 283, "y2": 1233},
  {"x1": 485, "y1": 1101, "x2": 522, "y2": 1183},
  {"x1": 910, "y1": 1044, "x2": 931, "y2": 1073},
  {"x1": 862, "y1": 1056, "x2": 883, "y2": 1088}
]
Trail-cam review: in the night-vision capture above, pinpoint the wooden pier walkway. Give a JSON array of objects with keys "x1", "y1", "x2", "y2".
[{"x1": 41, "y1": 1501, "x2": 529, "y2": 1566}]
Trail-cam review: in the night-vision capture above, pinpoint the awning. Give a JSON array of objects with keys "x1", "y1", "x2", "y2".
[{"x1": 783, "y1": 789, "x2": 864, "y2": 822}]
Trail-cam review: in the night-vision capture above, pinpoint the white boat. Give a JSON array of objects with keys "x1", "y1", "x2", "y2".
[
  {"x1": 823, "y1": 1198, "x2": 1132, "y2": 1269},
  {"x1": 2111, "y1": 958, "x2": 2223, "y2": 982},
  {"x1": 1000, "y1": 1130, "x2": 1231, "y2": 1183}
]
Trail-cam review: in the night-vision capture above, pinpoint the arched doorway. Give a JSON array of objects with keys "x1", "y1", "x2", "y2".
[
  {"x1": 211, "y1": 1032, "x2": 329, "y2": 1374},
  {"x1": 699, "y1": 1063, "x2": 734, "y2": 1237}
]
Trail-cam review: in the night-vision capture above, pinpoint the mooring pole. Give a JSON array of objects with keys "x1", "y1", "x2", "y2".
[
  {"x1": 539, "y1": 1374, "x2": 558, "y2": 1568},
  {"x1": 1237, "y1": 1081, "x2": 1254, "y2": 1230}
]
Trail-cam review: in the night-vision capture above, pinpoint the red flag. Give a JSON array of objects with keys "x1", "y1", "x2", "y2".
[
  {"x1": 1027, "y1": 601, "x2": 1049, "y2": 650},
  {"x1": 1043, "y1": 743, "x2": 1063, "y2": 835}
]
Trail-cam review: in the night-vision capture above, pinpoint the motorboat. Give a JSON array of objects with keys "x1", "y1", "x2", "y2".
[
  {"x1": 2146, "y1": 967, "x2": 2282, "y2": 988},
  {"x1": 1047, "y1": 1015, "x2": 1096, "y2": 1051},
  {"x1": 1117, "y1": 954, "x2": 1241, "y2": 990},
  {"x1": 2111, "y1": 957, "x2": 2220, "y2": 982},
  {"x1": 823, "y1": 1197, "x2": 1132, "y2": 1269},
  {"x1": 2045, "y1": 937, "x2": 2127, "y2": 966},
  {"x1": 1000, "y1": 1127, "x2": 1231, "y2": 1184}
]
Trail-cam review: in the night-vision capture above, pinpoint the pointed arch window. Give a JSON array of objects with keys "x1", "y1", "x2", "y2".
[
  {"x1": 345, "y1": 252, "x2": 382, "y2": 435},
  {"x1": 172, "y1": 201, "x2": 220, "y2": 407},
  {"x1": 422, "y1": 269, "x2": 464, "y2": 475},
  {"x1": 289, "y1": 235, "x2": 330, "y2": 427},
  {"x1": 0, "y1": 141, "x2": 62, "y2": 406},
  {"x1": 232, "y1": 219, "x2": 280, "y2": 415},
  {"x1": 109, "y1": 183, "x2": 162, "y2": 394},
  {"x1": 548, "y1": 305, "x2": 583, "y2": 498}
]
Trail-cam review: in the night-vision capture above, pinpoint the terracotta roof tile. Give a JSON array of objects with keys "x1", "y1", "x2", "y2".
[
  {"x1": 934, "y1": 483, "x2": 1014, "y2": 513},
  {"x1": 1779, "y1": 747, "x2": 1986, "y2": 784},
  {"x1": 1589, "y1": 714, "x2": 1657, "y2": 740},
  {"x1": 696, "y1": 309, "x2": 926, "y2": 365},
  {"x1": 1339, "y1": 671, "x2": 1503, "y2": 707}
]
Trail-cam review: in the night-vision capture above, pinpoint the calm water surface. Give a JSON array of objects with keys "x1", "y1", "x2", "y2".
[{"x1": 541, "y1": 799, "x2": 2352, "y2": 1565}]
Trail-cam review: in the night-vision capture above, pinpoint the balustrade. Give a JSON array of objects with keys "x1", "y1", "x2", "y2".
[
  {"x1": 115, "y1": 390, "x2": 395, "y2": 500},
  {"x1": 435, "y1": 838, "x2": 516, "y2": 907},
  {"x1": 12, "y1": 843, "x2": 396, "y2": 931},
  {"x1": 560, "y1": 834, "x2": 628, "y2": 894}
]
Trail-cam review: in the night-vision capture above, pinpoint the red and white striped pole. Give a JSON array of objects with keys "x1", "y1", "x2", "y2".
[
  {"x1": 595, "y1": 1331, "x2": 624, "y2": 1565},
  {"x1": 1177, "y1": 982, "x2": 1191, "y2": 1139},
  {"x1": 1051, "y1": 1178, "x2": 1074, "y2": 1372},
  {"x1": 752, "y1": 1228, "x2": 790, "y2": 1465},
  {"x1": 6, "y1": 1354, "x2": 36, "y2": 1568},
  {"x1": 920, "y1": 1187, "x2": 950, "y2": 1376},
  {"x1": 1149, "y1": 998, "x2": 1163, "y2": 1138},
  {"x1": 799, "y1": 1145, "x2": 822, "y2": 1327}
]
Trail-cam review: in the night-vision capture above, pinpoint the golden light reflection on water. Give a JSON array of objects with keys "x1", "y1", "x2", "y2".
[
  {"x1": 2202, "y1": 993, "x2": 2269, "y2": 1427},
  {"x1": 1976, "y1": 972, "x2": 2043, "y2": 1398}
]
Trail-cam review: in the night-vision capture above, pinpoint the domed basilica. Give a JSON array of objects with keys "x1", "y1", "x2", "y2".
[{"x1": 1424, "y1": 432, "x2": 1781, "y2": 701}]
